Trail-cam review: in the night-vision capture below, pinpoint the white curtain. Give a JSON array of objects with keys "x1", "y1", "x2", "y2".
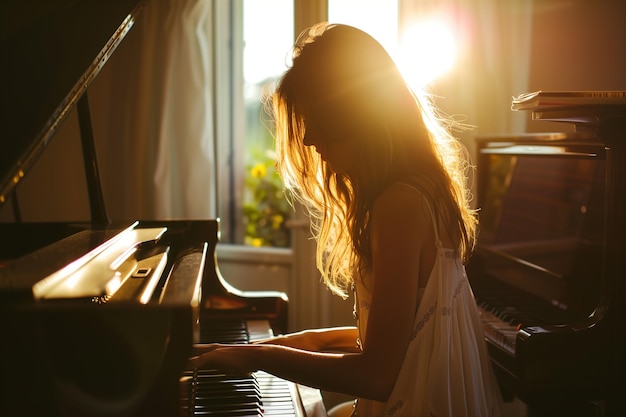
[
  {"x1": 398, "y1": 0, "x2": 534, "y2": 145},
  {"x1": 99, "y1": 0, "x2": 216, "y2": 220}
]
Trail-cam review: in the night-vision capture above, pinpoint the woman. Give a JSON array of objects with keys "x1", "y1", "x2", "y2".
[{"x1": 190, "y1": 23, "x2": 503, "y2": 417}]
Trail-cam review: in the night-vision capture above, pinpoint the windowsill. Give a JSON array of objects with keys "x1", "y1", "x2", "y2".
[{"x1": 216, "y1": 243, "x2": 293, "y2": 264}]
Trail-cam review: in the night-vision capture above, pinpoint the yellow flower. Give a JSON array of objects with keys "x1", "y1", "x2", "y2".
[
  {"x1": 250, "y1": 163, "x2": 267, "y2": 178},
  {"x1": 271, "y1": 214, "x2": 284, "y2": 229},
  {"x1": 244, "y1": 236, "x2": 264, "y2": 247}
]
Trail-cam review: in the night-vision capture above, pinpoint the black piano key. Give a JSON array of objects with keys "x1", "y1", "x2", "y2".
[{"x1": 200, "y1": 319, "x2": 250, "y2": 345}]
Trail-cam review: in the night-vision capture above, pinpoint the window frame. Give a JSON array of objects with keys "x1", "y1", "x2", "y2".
[{"x1": 214, "y1": 0, "x2": 245, "y2": 243}]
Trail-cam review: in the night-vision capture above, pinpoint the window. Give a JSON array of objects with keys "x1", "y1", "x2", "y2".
[
  {"x1": 241, "y1": 0, "x2": 294, "y2": 248},
  {"x1": 214, "y1": 0, "x2": 294, "y2": 247}
]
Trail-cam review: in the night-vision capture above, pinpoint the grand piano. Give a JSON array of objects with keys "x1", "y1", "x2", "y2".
[
  {"x1": 469, "y1": 106, "x2": 625, "y2": 415},
  {"x1": 0, "y1": 1, "x2": 323, "y2": 416}
]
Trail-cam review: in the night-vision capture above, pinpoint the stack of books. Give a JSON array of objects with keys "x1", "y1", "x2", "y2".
[{"x1": 511, "y1": 91, "x2": 626, "y2": 130}]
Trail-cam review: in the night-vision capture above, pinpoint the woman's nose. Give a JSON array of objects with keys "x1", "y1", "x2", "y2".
[
  {"x1": 303, "y1": 130, "x2": 326, "y2": 154},
  {"x1": 303, "y1": 134, "x2": 315, "y2": 147}
]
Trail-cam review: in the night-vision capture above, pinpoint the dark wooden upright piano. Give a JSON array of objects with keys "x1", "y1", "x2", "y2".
[
  {"x1": 469, "y1": 102, "x2": 625, "y2": 416},
  {"x1": 0, "y1": 1, "x2": 323, "y2": 416}
]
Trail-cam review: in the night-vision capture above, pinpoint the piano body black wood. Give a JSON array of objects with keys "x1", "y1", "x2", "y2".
[
  {"x1": 0, "y1": 1, "x2": 310, "y2": 416},
  {"x1": 0, "y1": 219, "x2": 291, "y2": 416},
  {"x1": 470, "y1": 123, "x2": 625, "y2": 416}
]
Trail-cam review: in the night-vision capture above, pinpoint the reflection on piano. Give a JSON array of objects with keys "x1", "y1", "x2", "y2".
[
  {"x1": 0, "y1": 1, "x2": 324, "y2": 416},
  {"x1": 470, "y1": 128, "x2": 625, "y2": 416}
]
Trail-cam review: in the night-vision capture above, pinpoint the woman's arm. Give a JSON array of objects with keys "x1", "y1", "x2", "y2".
[
  {"x1": 192, "y1": 326, "x2": 360, "y2": 359},
  {"x1": 253, "y1": 326, "x2": 360, "y2": 352},
  {"x1": 189, "y1": 186, "x2": 434, "y2": 401}
]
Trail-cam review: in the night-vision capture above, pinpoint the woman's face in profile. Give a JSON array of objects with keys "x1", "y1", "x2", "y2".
[{"x1": 303, "y1": 119, "x2": 358, "y2": 175}]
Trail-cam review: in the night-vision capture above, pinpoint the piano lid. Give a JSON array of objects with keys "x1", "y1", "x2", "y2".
[{"x1": 0, "y1": 0, "x2": 143, "y2": 207}]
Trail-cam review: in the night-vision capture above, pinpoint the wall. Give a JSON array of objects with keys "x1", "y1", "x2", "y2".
[
  {"x1": 524, "y1": 0, "x2": 626, "y2": 133},
  {"x1": 0, "y1": 108, "x2": 89, "y2": 223}
]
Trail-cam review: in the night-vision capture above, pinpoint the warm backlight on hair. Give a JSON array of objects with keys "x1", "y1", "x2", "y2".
[{"x1": 397, "y1": 18, "x2": 457, "y2": 89}]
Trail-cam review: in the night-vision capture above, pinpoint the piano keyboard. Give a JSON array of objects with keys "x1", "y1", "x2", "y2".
[
  {"x1": 180, "y1": 370, "x2": 303, "y2": 416},
  {"x1": 181, "y1": 318, "x2": 306, "y2": 416},
  {"x1": 475, "y1": 279, "x2": 579, "y2": 356},
  {"x1": 477, "y1": 305, "x2": 518, "y2": 356}
]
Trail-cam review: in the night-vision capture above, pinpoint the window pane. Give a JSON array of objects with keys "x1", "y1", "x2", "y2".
[{"x1": 242, "y1": 0, "x2": 294, "y2": 247}]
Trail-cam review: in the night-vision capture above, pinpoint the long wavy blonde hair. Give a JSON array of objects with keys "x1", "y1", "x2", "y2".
[{"x1": 270, "y1": 23, "x2": 476, "y2": 297}]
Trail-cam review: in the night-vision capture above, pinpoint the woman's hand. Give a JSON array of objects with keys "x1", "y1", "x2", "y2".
[
  {"x1": 185, "y1": 327, "x2": 366, "y2": 399},
  {"x1": 188, "y1": 344, "x2": 257, "y2": 375}
]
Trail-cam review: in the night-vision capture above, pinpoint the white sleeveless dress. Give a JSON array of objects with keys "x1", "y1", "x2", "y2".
[{"x1": 351, "y1": 189, "x2": 503, "y2": 417}]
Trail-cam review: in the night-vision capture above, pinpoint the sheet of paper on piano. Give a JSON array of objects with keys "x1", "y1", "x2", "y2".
[{"x1": 511, "y1": 90, "x2": 626, "y2": 111}]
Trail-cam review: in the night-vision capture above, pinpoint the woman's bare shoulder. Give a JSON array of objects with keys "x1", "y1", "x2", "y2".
[
  {"x1": 372, "y1": 181, "x2": 430, "y2": 219},
  {"x1": 369, "y1": 182, "x2": 435, "y2": 257}
]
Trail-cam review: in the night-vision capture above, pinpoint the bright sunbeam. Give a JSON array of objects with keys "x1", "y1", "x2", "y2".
[{"x1": 398, "y1": 18, "x2": 457, "y2": 90}]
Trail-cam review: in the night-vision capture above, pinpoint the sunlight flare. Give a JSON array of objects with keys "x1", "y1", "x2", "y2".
[{"x1": 398, "y1": 17, "x2": 457, "y2": 89}]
